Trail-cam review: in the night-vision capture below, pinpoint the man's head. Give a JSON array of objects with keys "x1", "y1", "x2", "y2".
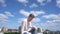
[{"x1": 27, "y1": 13, "x2": 35, "y2": 22}]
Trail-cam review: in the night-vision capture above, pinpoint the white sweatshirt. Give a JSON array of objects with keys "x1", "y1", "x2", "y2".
[{"x1": 21, "y1": 19, "x2": 32, "y2": 34}]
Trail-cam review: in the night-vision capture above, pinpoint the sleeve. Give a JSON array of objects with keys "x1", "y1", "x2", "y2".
[
  {"x1": 30, "y1": 22, "x2": 32, "y2": 28},
  {"x1": 27, "y1": 22, "x2": 32, "y2": 31},
  {"x1": 21, "y1": 20, "x2": 25, "y2": 34}
]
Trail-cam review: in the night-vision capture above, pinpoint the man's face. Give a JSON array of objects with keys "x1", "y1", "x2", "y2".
[{"x1": 28, "y1": 17, "x2": 34, "y2": 22}]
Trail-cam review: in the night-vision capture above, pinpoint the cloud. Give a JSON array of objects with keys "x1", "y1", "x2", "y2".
[
  {"x1": 18, "y1": 18, "x2": 26, "y2": 23},
  {"x1": 56, "y1": 0, "x2": 60, "y2": 8},
  {"x1": 47, "y1": 0, "x2": 52, "y2": 2},
  {"x1": 47, "y1": 19, "x2": 60, "y2": 24},
  {"x1": 51, "y1": 20, "x2": 60, "y2": 23},
  {"x1": 37, "y1": 0, "x2": 45, "y2": 6},
  {"x1": 0, "y1": 14, "x2": 8, "y2": 24},
  {"x1": 45, "y1": 20, "x2": 60, "y2": 26},
  {"x1": 42, "y1": 14, "x2": 60, "y2": 19},
  {"x1": 18, "y1": 0, "x2": 28, "y2": 4},
  {"x1": 40, "y1": 22, "x2": 55, "y2": 27},
  {"x1": 31, "y1": 18, "x2": 40, "y2": 23},
  {"x1": 0, "y1": 14, "x2": 8, "y2": 19},
  {"x1": 17, "y1": 0, "x2": 28, "y2": 6},
  {"x1": 19, "y1": 9, "x2": 45, "y2": 17},
  {"x1": 20, "y1": 9, "x2": 30, "y2": 16},
  {"x1": 44, "y1": 14, "x2": 60, "y2": 23},
  {"x1": 0, "y1": 0, "x2": 7, "y2": 7},
  {"x1": 0, "y1": 19, "x2": 8, "y2": 24},
  {"x1": 39, "y1": 20, "x2": 60, "y2": 30},
  {"x1": 4, "y1": 11, "x2": 14, "y2": 17},
  {"x1": 37, "y1": 0, "x2": 52, "y2": 6},
  {"x1": 40, "y1": 13, "x2": 60, "y2": 30},
  {"x1": 0, "y1": 11, "x2": 14, "y2": 24},
  {"x1": 37, "y1": 0, "x2": 45, "y2": 3},
  {"x1": 29, "y1": 3, "x2": 38, "y2": 8}
]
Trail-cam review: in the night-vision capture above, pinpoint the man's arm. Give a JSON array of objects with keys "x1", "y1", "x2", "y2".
[{"x1": 27, "y1": 22, "x2": 32, "y2": 31}]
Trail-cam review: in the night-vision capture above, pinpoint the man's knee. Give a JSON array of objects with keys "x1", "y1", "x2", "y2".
[
  {"x1": 29, "y1": 27, "x2": 36, "y2": 32},
  {"x1": 23, "y1": 32, "x2": 31, "y2": 34},
  {"x1": 29, "y1": 27, "x2": 37, "y2": 34}
]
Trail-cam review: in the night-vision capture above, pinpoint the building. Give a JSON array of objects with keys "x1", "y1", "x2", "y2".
[
  {"x1": 37, "y1": 27, "x2": 44, "y2": 33},
  {"x1": 1, "y1": 27, "x2": 8, "y2": 32},
  {"x1": 0, "y1": 28, "x2": 1, "y2": 32},
  {"x1": 19, "y1": 26, "x2": 21, "y2": 33},
  {"x1": 40, "y1": 28, "x2": 44, "y2": 32},
  {"x1": 43, "y1": 30, "x2": 60, "y2": 34},
  {"x1": 8, "y1": 29, "x2": 18, "y2": 32}
]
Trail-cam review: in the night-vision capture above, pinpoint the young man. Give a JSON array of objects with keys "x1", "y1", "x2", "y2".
[{"x1": 21, "y1": 14, "x2": 37, "y2": 34}]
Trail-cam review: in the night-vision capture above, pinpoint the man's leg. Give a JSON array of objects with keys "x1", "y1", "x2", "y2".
[
  {"x1": 29, "y1": 27, "x2": 37, "y2": 34},
  {"x1": 24, "y1": 32, "x2": 27, "y2": 34},
  {"x1": 23, "y1": 32, "x2": 31, "y2": 34}
]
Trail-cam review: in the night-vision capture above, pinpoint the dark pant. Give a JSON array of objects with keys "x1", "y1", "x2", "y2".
[
  {"x1": 24, "y1": 27, "x2": 37, "y2": 34},
  {"x1": 24, "y1": 32, "x2": 28, "y2": 34},
  {"x1": 29, "y1": 27, "x2": 37, "y2": 34}
]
